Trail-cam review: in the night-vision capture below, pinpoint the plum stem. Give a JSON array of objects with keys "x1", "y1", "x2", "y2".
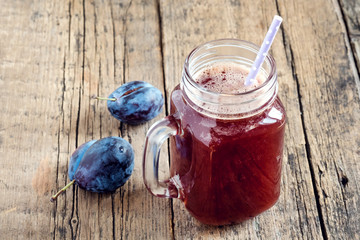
[
  {"x1": 93, "y1": 96, "x2": 116, "y2": 101},
  {"x1": 50, "y1": 179, "x2": 76, "y2": 202}
]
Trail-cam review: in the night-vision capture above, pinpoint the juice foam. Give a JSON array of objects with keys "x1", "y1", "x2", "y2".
[{"x1": 194, "y1": 62, "x2": 266, "y2": 94}]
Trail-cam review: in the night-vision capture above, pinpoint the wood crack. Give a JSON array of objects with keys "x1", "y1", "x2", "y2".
[
  {"x1": 334, "y1": 0, "x2": 360, "y2": 98},
  {"x1": 293, "y1": 155, "x2": 306, "y2": 239},
  {"x1": 53, "y1": 45, "x2": 68, "y2": 240},
  {"x1": 120, "y1": 188, "x2": 125, "y2": 240},
  {"x1": 110, "y1": 0, "x2": 116, "y2": 84},
  {"x1": 69, "y1": 0, "x2": 86, "y2": 238},
  {"x1": 53, "y1": 54, "x2": 67, "y2": 239},
  {"x1": 75, "y1": 0, "x2": 86, "y2": 149},
  {"x1": 111, "y1": 194, "x2": 116, "y2": 240},
  {"x1": 290, "y1": 40, "x2": 328, "y2": 240},
  {"x1": 97, "y1": 194, "x2": 101, "y2": 238},
  {"x1": 69, "y1": 185, "x2": 77, "y2": 239},
  {"x1": 122, "y1": 0, "x2": 132, "y2": 87},
  {"x1": 274, "y1": 1, "x2": 328, "y2": 239},
  {"x1": 156, "y1": 0, "x2": 168, "y2": 117},
  {"x1": 68, "y1": 0, "x2": 72, "y2": 54},
  {"x1": 156, "y1": 1, "x2": 175, "y2": 239},
  {"x1": 98, "y1": 60, "x2": 102, "y2": 138},
  {"x1": 53, "y1": 0, "x2": 73, "y2": 239},
  {"x1": 94, "y1": 1, "x2": 98, "y2": 57},
  {"x1": 109, "y1": 4, "x2": 117, "y2": 238},
  {"x1": 53, "y1": 129, "x2": 60, "y2": 240}
]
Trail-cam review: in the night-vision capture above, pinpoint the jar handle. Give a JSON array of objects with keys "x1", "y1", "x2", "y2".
[{"x1": 143, "y1": 115, "x2": 181, "y2": 198}]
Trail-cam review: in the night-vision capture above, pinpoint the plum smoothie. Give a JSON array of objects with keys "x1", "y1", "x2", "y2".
[{"x1": 169, "y1": 62, "x2": 286, "y2": 225}]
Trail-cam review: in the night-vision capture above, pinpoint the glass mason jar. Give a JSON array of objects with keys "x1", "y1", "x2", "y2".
[{"x1": 143, "y1": 39, "x2": 286, "y2": 225}]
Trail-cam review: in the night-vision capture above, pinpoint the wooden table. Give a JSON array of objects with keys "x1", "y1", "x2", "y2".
[{"x1": 1, "y1": 0, "x2": 359, "y2": 239}]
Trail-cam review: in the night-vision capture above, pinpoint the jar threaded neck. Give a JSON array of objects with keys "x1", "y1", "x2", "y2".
[{"x1": 181, "y1": 39, "x2": 278, "y2": 119}]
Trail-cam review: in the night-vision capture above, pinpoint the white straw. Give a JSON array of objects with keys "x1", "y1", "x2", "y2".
[{"x1": 244, "y1": 15, "x2": 283, "y2": 86}]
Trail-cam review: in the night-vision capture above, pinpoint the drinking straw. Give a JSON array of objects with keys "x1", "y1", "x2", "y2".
[{"x1": 244, "y1": 15, "x2": 283, "y2": 86}]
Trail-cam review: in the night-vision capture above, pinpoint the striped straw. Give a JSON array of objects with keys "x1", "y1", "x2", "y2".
[{"x1": 244, "y1": 15, "x2": 283, "y2": 86}]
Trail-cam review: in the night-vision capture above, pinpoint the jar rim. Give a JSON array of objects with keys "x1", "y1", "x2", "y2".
[{"x1": 183, "y1": 38, "x2": 277, "y2": 97}]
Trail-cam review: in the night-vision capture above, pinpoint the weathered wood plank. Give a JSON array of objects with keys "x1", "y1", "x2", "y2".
[
  {"x1": 69, "y1": 0, "x2": 119, "y2": 239},
  {"x1": 278, "y1": 0, "x2": 360, "y2": 239},
  {"x1": 339, "y1": 0, "x2": 360, "y2": 36},
  {"x1": 112, "y1": 0, "x2": 173, "y2": 239},
  {"x1": 0, "y1": 0, "x2": 171, "y2": 239},
  {"x1": 53, "y1": 0, "x2": 173, "y2": 239},
  {"x1": 52, "y1": 0, "x2": 86, "y2": 238},
  {"x1": 160, "y1": 0, "x2": 321, "y2": 239},
  {"x1": 0, "y1": 0, "x2": 69, "y2": 239},
  {"x1": 339, "y1": 0, "x2": 360, "y2": 92}
]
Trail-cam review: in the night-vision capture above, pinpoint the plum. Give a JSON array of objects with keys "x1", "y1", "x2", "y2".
[
  {"x1": 68, "y1": 139, "x2": 97, "y2": 181},
  {"x1": 96, "y1": 81, "x2": 164, "y2": 125},
  {"x1": 51, "y1": 137, "x2": 134, "y2": 202},
  {"x1": 74, "y1": 137, "x2": 134, "y2": 192}
]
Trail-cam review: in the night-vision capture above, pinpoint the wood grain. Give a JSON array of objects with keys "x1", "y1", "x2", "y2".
[
  {"x1": 278, "y1": 0, "x2": 360, "y2": 238},
  {"x1": 52, "y1": 0, "x2": 172, "y2": 239},
  {"x1": 339, "y1": 0, "x2": 360, "y2": 94},
  {"x1": 114, "y1": 0, "x2": 172, "y2": 239},
  {"x1": 0, "y1": 0, "x2": 69, "y2": 239},
  {"x1": 0, "y1": 0, "x2": 359, "y2": 239}
]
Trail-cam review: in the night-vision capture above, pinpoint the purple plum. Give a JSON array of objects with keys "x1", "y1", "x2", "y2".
[
  {"x1": 106, "y1": 81, "x2": 164, "y2": 125},
  {"x1": 51, "y1": 137, "x2": 134, "y2": 202},
  {"x1": 68, "y1": 139, "x2": 97, "y2": 181}
]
